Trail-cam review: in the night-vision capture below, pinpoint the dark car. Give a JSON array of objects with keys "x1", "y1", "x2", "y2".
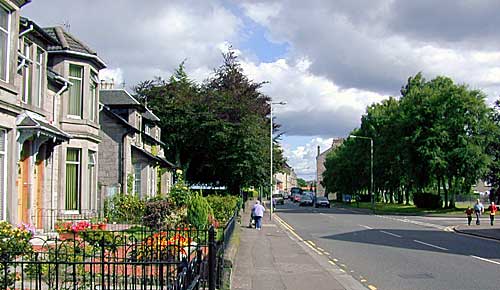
[
  {"x1": 290, "y1": 187, "x2": 303, "y2": 200},
  {"x1": 315, "y1": 196, "x2": 330, "y2": 208},
  {"x1": 299, "y1": 195, "x2": 313, "y2": 206}
]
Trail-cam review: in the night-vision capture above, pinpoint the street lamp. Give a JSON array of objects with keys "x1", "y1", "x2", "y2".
[
  {"x1": 270, "y1": 101, "x2": 287, "y2": 220},
  {"x1": 349, "y1": 135, "x2": 374, "y2": 210}
]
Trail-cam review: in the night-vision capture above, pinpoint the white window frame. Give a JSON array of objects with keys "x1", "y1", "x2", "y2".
[
  {"x1": 89, "y1": 71, "x2": 98, "y2": 122},
  {"x1": 0, "y1": 5, "x2": 11, "y2": 83},
  {"x1": 88, "y1": 150, "x2": 96, "y2": 209},
  {"x1": 34, "y1": 46, "x2": 44, "y2": 107},
  {"x1": 0, "y1": 129, "x2": 6, "y2": 220},
  {"x1": 67, "y1": 64, "x2": 83, "y2": 118},
  {"x1": 21, "y1": 40, "x2": 32, "y2": 104}
]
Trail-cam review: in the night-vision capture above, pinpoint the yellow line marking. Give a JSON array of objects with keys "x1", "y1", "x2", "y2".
[
  {"x1": 340, "y1": 264, "x2": 346, "y2": 267},
  {"x1": 324, "y1": 252, "x2": 330, "y2": 255},
  {"x1": 361, "y1": 279, "x2": 367, "y2": 283},
  {"x1": 339, "y1": 269, "x2": 346, "y2": 273},
  {"x1": 368, "y1": 285, "x2": 377, "y2": 290},
  {"x1": 328, "y1": 260, "x2": 336, "y2": 266},
  {"x1": 307, "y1": 240, "x2": 316, "y2": 246},
  {"x1": 333, "y1": 258, "x2": 338, "y2": 262},
  {"x1": 317, "y1": 247, "x2": 324, "y2": 251}
]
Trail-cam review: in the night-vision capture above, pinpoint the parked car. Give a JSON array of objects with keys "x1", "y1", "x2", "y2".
[
  {"x1": 272, "y1": 193, "x2": 284, "y2": 205},
  {"x1": 299, "y1": 195, "x2": 313, "y2": 206},
  {"x1": 293, "y1": 194, "x2": 302, "y2": 203},
  {"x1": 315, "y1": 196, "x2": 330, "y2": 208}
]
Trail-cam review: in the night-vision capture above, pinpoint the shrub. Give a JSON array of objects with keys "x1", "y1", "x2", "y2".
[
  {"x1": 142, "y1": 197, "x2": 172, "y2": 230},
  {"x1": 206, "y1": 195, "x2": 239, "y2": 225},
  {"x1": 413, "y1": 192, "x2": 442, "y2": 209},
  {"x1": 169, "y1": 176, "x2": 191, "y2": 208},
  {"x1": 0, "y1": 221, "x2": 34, "y2": 288},
  {"x1": 104, "y1": 193, "x2": 145, "y2": 223},
  {"x1": 187, "y1": 194, "x2": 212, "y2": 229}
]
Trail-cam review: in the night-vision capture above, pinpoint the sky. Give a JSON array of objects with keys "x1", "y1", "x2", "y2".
[{"x1": 23, "y1": 0, "x2": 500, "y2": 180}]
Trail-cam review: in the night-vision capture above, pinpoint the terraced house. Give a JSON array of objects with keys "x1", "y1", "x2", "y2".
[
  {"x1": 0, "y1": 0, "x2": 106, "y2": 230},
  {"x1": 99, "y1": 85, "x2": 175, "y2": 198}
]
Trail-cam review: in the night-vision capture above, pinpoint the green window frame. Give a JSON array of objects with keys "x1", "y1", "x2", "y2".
[
  {"x1": 89, "y1": 72, "x2": 98, "y2": 122},
  {"x1": 65, "y1": 148, "x2": 81, "y2": 210},
  {"x1": 68, "y1": 64, "x2": 83, "y2": 117}
]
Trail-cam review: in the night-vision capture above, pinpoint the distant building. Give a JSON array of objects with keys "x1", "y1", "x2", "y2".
[
  {"x1": 316, "y1": 138, "x2": 343, "y2": 197},
  {"x1": 274, "y1": 163, "x2": 297, "y2": 194}
]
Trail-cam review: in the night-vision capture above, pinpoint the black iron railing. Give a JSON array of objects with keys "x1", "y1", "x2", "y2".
[{"x1": 5, "y1": 206, "x2": 240, "y2": 290}]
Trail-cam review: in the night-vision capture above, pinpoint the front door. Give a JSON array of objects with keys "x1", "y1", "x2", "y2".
[
  {"x1": 18, "y1": 141, "x2": 31, "y2": 224},
  {"x1": 34, "y1": 145, "x2": 45, "y2": 228}
]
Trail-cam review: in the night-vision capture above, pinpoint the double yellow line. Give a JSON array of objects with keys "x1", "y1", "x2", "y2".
[{"x1": 274, "y1": 215, "x2": 323, "y2": 255}]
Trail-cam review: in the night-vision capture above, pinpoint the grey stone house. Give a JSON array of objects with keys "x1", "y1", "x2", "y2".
[
  {"x1": 99, "y1": 86, "x2": 174, "y2": 199},
  {"x1": 316, "y1": 138, "x2": 343, "y2": 197},
  {"x1": 0, "y1": 0, "x2": 106, "y2": 230}
]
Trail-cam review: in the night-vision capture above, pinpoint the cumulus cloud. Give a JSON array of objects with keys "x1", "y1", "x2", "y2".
[
  {"x1": 23, "y1": 0, "x2": 241, "y2": 86},
  {"x1": 282, "y1": 137, "x2": 334, "y2": 179},
  {"x1": 241, "y1": 58, "x2": 387, "y2": 136}
]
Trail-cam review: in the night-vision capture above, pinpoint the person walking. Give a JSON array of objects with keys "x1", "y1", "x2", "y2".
[
  {"x1": 465, "y1": 206, "x2": 474, "y2": 226},
  {"x1": 488, "y1": 202, "x2": 498, "y2": 226},
  {"x1": 252, "y1": 200, "x2": 265, "y2": 230},
  {"x1": 474, "y1": 199, "x2": 484, "y2": 225}
]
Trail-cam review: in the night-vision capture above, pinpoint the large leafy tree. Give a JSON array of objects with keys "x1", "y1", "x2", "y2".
[
  {"x1": 134, "y1": 52, "x2": 285, "y2": 195},
  {"x1": 323, "y1": 73, "x2": 494, "y2": 208}
]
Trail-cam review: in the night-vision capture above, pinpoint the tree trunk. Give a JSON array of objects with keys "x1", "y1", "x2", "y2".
[{"x1": 442, "y1": 176, "x2": 448, "y2": 208}]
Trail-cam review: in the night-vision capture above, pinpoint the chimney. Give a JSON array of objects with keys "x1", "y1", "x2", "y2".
[{"x1": 100, "y1": 78, "x2": 115, "y2": 90}]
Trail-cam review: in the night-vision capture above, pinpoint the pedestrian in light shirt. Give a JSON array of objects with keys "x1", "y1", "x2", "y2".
[
  {"x1": 252, "y1": 200, "x2": 265, "y2": 230},
  {"x1": 474, "y1": 199, "x2": 484, "y2": 225}
]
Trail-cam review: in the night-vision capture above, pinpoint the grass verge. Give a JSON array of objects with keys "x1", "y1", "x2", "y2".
[{"x1": 338, "y1": 201, "x2": 469, "y2": 216}]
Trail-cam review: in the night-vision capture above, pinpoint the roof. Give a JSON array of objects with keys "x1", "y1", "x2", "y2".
[
  {"x1": 100, "y1": 90, "x2": 141, "y2": 106},
  {"x1": 101, "y1": 105, "x2": 140, "y2": 133},
  {"x1": 16, "y1": 111, "x2": 71, "y2": 143},
  {"x1": 131, "y1": 145, "x2": 175, "y2": 168},
  {"x1": 142, "y1": 107, "x2": 160, "y2": 122},
  {"x1": 20, "y1": 17, "x2": 58, "y2": 46},
  {"x1": 43, "y1": 26, "x2": 106, "y2": 68}
]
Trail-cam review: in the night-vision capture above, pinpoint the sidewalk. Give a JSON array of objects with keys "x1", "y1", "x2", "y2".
[
  {"x1": 231, "y1": 202, "x2": 366, "y2": 290},
  {"x1": 454, "y1": 220, "x2": 500, "y2": 241}
]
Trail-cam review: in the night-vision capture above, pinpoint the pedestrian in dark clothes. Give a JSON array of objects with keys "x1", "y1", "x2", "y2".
[{"x1": 465, "y1": 207, "x2": 473, "y2": 226}]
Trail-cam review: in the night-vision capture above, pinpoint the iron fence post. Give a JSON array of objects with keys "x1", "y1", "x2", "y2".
[{"x1": 208, "y1": 226, "x2": 216, "y2": 290}]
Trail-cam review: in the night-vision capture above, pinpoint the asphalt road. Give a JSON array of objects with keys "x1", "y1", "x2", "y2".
[{"x1": 275, "y1": 200, "x2": 500, "y2": 290}]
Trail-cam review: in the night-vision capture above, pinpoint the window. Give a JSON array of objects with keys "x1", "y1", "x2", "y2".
[
  {"x1": 68, "y1": 64, "x2": 83, "y2": 117},
  {"x1": 89, "y1": 72, "x2": 98, "y2": 121},
  {"x1": 0, "y1": 129, "x2": 6, "y2": 219},
  {"x1": 65, "y1": 148, "x2": 81, "y2": 210},
  {"x1": 33, "y1": 47, "x2": 43, "y2": 107},
  {"x1": 0, "y1": 6, "x2": 10, "y2": 82},
  {"x1": 21, "y1": 43, "x2": 43, "y2": 108},
  {"x1": 88, "y1": 151, "x2": 96, "y2": 209},
  {"x1": 21, "y1": 41, "x2": 32, "y2": 104},
  {"x1": 134, "y1": 163, "x2": 141, "y2": 196}
]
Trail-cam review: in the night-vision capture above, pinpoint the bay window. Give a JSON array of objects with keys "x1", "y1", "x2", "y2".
[
  {"x1": 0, "y1": 129, "x2": 6, "y2": 219},
  {"x1": 88, "y1": 151, "x2": 96, "y2": 209},
  {"x1": 89, "y1": 72, "x2": 97, "y2": 122},
  {"x1": 65, "y1": 148, "x2": 81, "y2": 210},
  {"x1": 68, "y1": 64, "x2": 83, "y2": 117}
]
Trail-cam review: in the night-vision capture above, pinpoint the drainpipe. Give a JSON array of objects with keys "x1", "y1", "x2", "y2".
[
  {"x1": 19, "y1": 24, "x2": 34, "y2": 38},
  {"x1": 51, "y1": 76, "x2": 72, "y2": 124},
  {"x1": 50, "y1": 76, "x2": 71, "y2": 223}
]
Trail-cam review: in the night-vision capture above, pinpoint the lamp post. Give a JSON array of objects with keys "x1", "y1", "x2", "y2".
[
  {"x1": 349, "y1": 135, "x2": 374, "y2": 210},
  {"x1": 270, "y1": 101, "x2": 287, "y2": 220}
]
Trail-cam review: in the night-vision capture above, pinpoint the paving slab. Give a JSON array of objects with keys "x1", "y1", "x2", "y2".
[{"x1": 231, "y1": 201, "x2": 361, "y2": 290}]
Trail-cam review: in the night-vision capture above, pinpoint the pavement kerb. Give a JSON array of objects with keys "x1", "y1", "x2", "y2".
[
  {"x1": 453, "y1": 225, "x2": 500, "y2": 242},
  {"x1": 223, "y1": 208, "x2": 243, "y2": 290}
]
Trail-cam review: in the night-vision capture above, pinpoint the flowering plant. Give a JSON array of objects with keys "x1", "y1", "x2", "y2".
[
  {"x1": 55, "y1": 220, "x2": 91, "y2": 233},
  {"x1": 0, "y1": 221, "x2": 33, "y2": 288},
  {"x1": 135, "y1": 228, "x2": 195, "y2": 261}
]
